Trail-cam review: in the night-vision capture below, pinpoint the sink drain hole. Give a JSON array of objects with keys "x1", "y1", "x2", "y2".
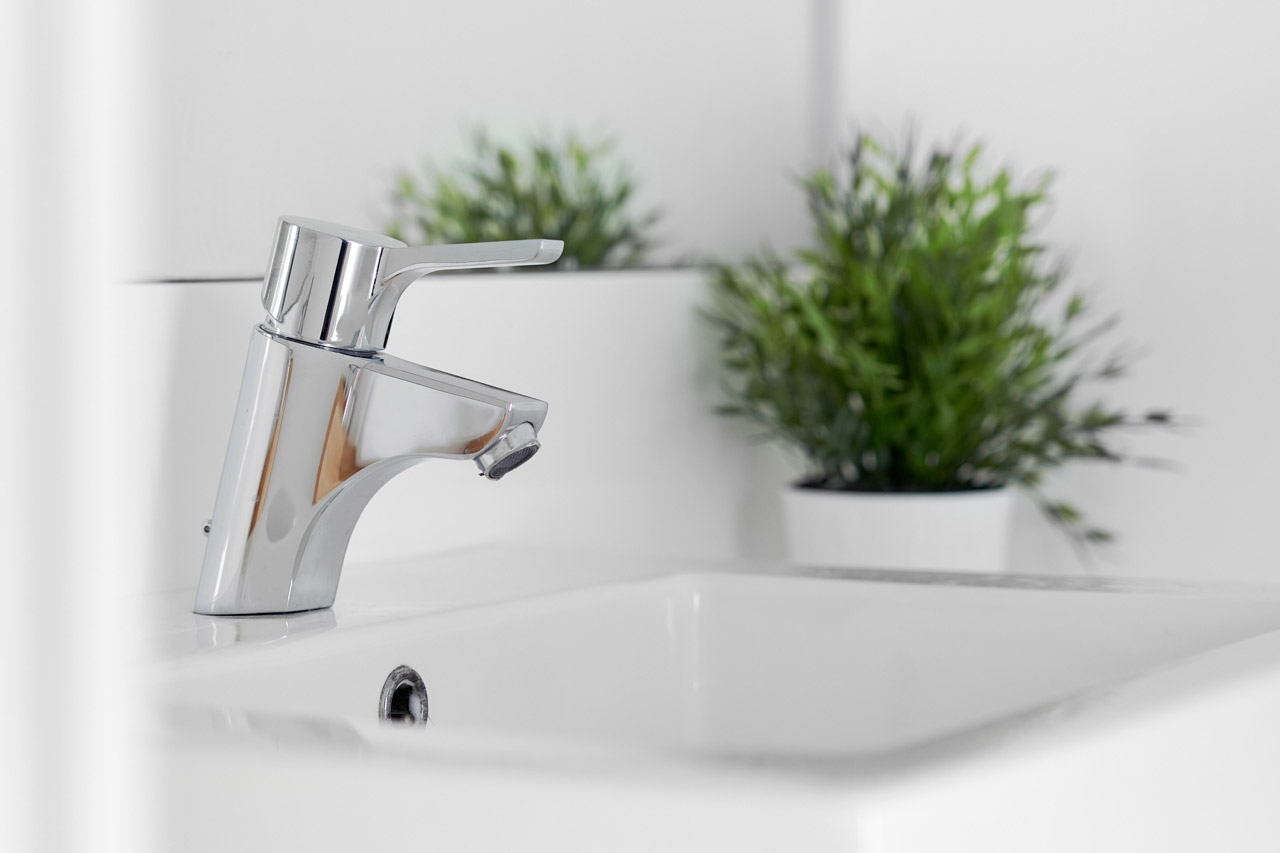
[{"x1": 379, "y1": 665, "x2": 428, "y2": 726}]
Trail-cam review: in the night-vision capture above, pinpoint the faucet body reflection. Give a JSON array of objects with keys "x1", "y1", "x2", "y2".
[{"x1": 195, "y1": 217, "x2": 561, "y2": 616}]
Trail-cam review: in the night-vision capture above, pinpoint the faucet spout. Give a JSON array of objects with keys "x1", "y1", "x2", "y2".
[{"x1": 194, "y1": 328, "x2": 547, "y2": 616}]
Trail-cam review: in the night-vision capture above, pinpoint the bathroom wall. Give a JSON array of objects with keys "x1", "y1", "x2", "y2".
[
  {"x1": 838, "y1": 0, "x2": 1280, "y2": 580},
  {"x1": 136, "y1": 0, "x2": 1280, "y2": 588},
  {"x1": 143, "y1": 0, "x2": 821, "y2": 278}
]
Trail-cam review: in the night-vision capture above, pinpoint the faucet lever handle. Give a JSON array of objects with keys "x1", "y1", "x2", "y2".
[
  {"x1": 379, "y1": 239, "x2": 563, "y2": 282},
  {"x1": 261, "y1": 216, "x2": 563, "y2": 352}
]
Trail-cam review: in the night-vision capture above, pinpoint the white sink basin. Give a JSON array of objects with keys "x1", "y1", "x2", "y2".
[
  {"x1": 151, "y1": 550, "x2": 1280, "y2": 852},
  {"x1": 163, "y1": 570, "x2": 1280, "y2": 755}
]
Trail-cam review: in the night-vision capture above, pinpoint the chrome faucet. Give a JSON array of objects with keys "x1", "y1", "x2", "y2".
[{"x1": 194, "y1": 216, "x2": 562, "y2": 616}]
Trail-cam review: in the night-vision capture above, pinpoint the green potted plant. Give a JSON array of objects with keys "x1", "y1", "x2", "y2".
[
  {"x1": 705, "y1": 133, "x2": 1173, "y2": 572},
  {"x1": 388, "y1": 129, "x2": 661, "y2": 268}
]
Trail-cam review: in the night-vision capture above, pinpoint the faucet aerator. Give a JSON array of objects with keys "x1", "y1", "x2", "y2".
[{"x1": 476, "y1": 422, "x2": 541, "y2": 480}]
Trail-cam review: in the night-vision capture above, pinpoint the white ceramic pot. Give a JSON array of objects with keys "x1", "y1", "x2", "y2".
[{"x1": 781, "y1": 486, "x2": 1014, "y2": 573}]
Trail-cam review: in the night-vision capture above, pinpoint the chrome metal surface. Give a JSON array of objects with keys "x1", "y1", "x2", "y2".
[
  {"x1": 263, "y1": 215, "x2": 562, "y2": 352},
  {"x1": 195, "y1": 218, "x2": 560, "y2": 616},
  {"x1": 379, "y1": 665, "x2": 429, "y2": 726}
]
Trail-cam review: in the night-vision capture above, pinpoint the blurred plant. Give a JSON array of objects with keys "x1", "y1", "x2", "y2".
[
  {"x1": 704, "y1": 132, "x2": 1176, "y2": 545},
  {"x1": 388, "y1": 130, "x2": 660, "y2": 268}
]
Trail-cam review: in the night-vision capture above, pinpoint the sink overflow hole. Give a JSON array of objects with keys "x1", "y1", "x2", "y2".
[{"x1": 379, "y1": 665, "x2": 429, "y2": 726}]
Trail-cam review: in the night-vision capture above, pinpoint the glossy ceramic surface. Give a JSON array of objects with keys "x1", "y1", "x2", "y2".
[
  {"x1": 163, "y1": 570, "x2": 1280, "y2": 756},
  {"x1": 150, "y1": 549, "x2": 1280, "y2": 852}
]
